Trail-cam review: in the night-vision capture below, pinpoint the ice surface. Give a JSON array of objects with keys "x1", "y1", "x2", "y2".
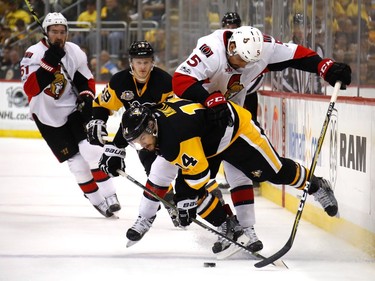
[{"x1": 0, "y1": 138, "x2": 374, "y2": 281}]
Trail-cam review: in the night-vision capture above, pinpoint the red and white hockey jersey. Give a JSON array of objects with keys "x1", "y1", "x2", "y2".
[
  {"x1": 20, "y1": 40, "x2": 94, "y2": 127},
  {"x1": 173, "y1": 29, "x2": 319, "y2": 105}
]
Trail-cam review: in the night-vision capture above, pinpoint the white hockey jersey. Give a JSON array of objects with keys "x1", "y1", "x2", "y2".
[
  {"x1": 20, "y1": 40, "x2": 93, "y2": 127},
  {"x1": 174, "y1": 29, "x2": 309, "y2": 106}
]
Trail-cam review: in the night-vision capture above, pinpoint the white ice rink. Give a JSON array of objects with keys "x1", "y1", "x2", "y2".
[{"x1": 0, "y1": 137, "x2": 374, "y2": 281}]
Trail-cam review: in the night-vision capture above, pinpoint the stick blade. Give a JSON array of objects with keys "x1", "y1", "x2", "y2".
[{"x1": 254, "y1": 240, "x2": 292, "y2": 268}]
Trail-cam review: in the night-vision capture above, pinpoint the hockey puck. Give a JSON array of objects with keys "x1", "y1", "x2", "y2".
[{"x1": 203, "y1": 262, "x2": 216, "y2": 267}]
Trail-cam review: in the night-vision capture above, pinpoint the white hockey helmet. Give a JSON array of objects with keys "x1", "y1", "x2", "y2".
[
  {"x1": 227, "y1": 26, "x2": 263, "y2": 62},
  {"x1": 42, "y1": 12, "x2": 68, "y2": 34}
]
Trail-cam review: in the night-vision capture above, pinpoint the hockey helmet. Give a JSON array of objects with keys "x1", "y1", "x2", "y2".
[
  {"x1": 227, "y1": 26, "x2": 263, "y2": 63},
  {"x1": 121, "y1": 105, "x2": 156, "y2": 143},
  {"x1": 42, "y1": 13, "x2": 69, "y2": 34},
  {"x1": 293, "y1": 13, "x2": 310, "y2": 26},
  {"x1": 221, "y1": 12, "x2": 242, "y2": 28},
  {"x1": 128, "y1": 41, "x2": 154, "y2": 59}
]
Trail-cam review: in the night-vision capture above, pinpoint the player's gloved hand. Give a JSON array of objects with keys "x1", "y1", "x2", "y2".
[
  {"x1": 41, "y1": 43, "x2": 66, "y2": 72},
  {"x1": 86, "y1": 119, "x2": 108, "y2": 146},
  {"x1": 318, "y1": 59, "x2": 351, "y2": 89},
  {"x1": 204, "y1": 92, "x2": 233, "y2": 127},
  {"x1": 99, "y1": 143, "x2": 126, "y2": 177},
  {"x1": 176, "y1": 197, "x2": 198, "y2": 227},
  {"x1": 77, "y1": 91, "x2": 94, "y2": 123}
]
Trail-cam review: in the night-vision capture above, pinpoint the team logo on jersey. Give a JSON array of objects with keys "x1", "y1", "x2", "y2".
[
  {"x1": 180, "y1": 66, "x2": 191, "y2": 74},
  {"x1": 44, "y1": 71, "x2": 67, "y2": 100},
  {"x1": 121, "y1": 91, "x2": 134, "y2": 101},
  {"x1": 251, "y1": 170, "x2": 263, "y2": 178},
  {"x1": 199, "y1": 44, "x2": 213, "y2": 58},
  {"x1": 224, "y1": 74, "x2": 244, "y2": 100}
]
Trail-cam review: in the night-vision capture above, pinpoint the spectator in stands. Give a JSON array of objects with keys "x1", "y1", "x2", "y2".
[
  {"x1": 0, "y1": 26, "x2": 13, "y2": 47},
  {"x1": 71, "y1": 0, "x2": 97, "y2": 48},
  {"x1": 89, "y1": 56, "x2": 97, "y2": 78},
  {"x1": 98, "y1": 49, "x2": 119, "y2": 81},
  {"x1": 0, "y1": 46, "x2": 11, "y2": 78},
  {"x1": 76, "y1": 0, "x2": 97, "y2": 26},
  {"x1": 0, "y1": 45, "x2": 11, "y2": 75},
  {"x1": 0, "y1": 48, "x2": 21, "y2": 80},
  {"x1": 142, "y1": 0, "x2": 165, "y2": 23},
  {"x1": 3, "y1": 1, "x2": 31, "y2": 32},
  {"x1": 101, "y1": 0, "x2": 130, "y2": 57},
  {"x1": 281, "y1": 14, "x2": 324, "y2": 94},
  {"x1": 333, "y1": 31, "x2": 355, "y2": 65}
]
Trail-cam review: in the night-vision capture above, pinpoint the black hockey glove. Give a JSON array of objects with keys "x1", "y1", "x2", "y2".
[
  {"x1": 86, "y1": 119, "x2": 108, "y2": 146},
  {"x1": 204, "y1": 92, "x2": 233, "y2": 128},
  {"x1": 99, "y1": 143, "x2": 126, "y2": 177},
  {"x1": 176, "y1": 197, "x2": 198, "y2": 227},
  {"x1": 318, "y1": 59, "x2": 351, "y2": 89},
  {"x1": 41, "y1": 43, "x2": 66, "y2": 72},
  {"x1": 76, "y1": 91, "x2": 94, "y2": 123}
]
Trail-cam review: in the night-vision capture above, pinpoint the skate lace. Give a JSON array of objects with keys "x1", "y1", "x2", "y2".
[
  {"x1": 216, "y1": 220, "x2": 229, "y2": 243},
  {"x1": 132, "y1": 216, "x2": 153, "y2": 233},
  {"x1": 244, "y1": 227, "x2": 259, "y2": 243},
  {"x1": 313, "y1": 186, "x2": 334, "y2": 208}
]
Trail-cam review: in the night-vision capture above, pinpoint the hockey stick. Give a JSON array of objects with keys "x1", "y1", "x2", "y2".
[
  {"x1": 117, "y1": 170, "x2": 286, "y2": 267},
  {"x1": 23, "y1": 0, "x2": 78, "y2": 96},
  {"x1": 254, "y1": 81, "x2": 342, "y2": 268}
]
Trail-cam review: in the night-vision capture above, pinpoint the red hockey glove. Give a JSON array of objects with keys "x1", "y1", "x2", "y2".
[
  {"x1": 204, "y1": 91, "x2": 233, "y2": 127},
  {"x1": 318, "y1": 59, "x2": 351, "y2": 89}
]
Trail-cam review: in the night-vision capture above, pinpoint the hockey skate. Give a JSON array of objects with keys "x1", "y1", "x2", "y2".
[
  {"x1": 243, "y1": 226, "x2": 263, "y2": 252},
  {"x1": 212, "y1": 216, "x2": 244, "y2": 259},
  {"x1": 106, "y1": 194, "x2": 121, "y2": 213},
  {"x1": 309, "y1": 176, "x2": 339, "y2": 217},
  {"x1": 94, "y1": 199, "x2": 114, "y2": 218},
  {"x1": 214, "y1": 224, "x2": 263, "y2": 259},
  {"x1": 126, "y1": 215, "x2": 156, "y2": 247}
]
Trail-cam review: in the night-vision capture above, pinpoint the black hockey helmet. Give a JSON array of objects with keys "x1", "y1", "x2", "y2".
[
  {"x1": 293, "y1": 13, "x2": 310, "y2": 25},
  {"x1": 221, "y1": 12, "x2": 242, "y2": 28},
  {"x1": 121, "y1": 105, "x2": 155, "y2": 142},
  {"x1": 128, "y1": 40, "x2": 154, "y2": 59}
]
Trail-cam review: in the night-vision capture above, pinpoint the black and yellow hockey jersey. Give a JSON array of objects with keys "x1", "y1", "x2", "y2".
[{"x1": 93, "y1": 66, "x2": 174, "y2": 120}]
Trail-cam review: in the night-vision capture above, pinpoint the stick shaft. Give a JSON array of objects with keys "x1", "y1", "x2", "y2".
[{"x1": 254, "y1": 81, "x2": 341, "y2": 268}]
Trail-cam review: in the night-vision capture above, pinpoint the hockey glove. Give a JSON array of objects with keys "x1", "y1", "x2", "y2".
[
  {"x1": 318, "y1": 59, "x2": 351, "y2": 89},
  {"x1": 40, "y1": 43, "x2": 66, "y2": 73},
  {"x1": 204, "y1": 92, "x2": 233, "y2": 128},
  {"x1": 77, "y1": 91, "x2": 94, "y2": 123},
  {"x1": 99, "y1": 144, "x2": 126, "y2": 177},
  {"x1": 176, "y1": 197, "x2": 198, "y2": 227},
  {"x1": 86, "y1": 119, "x2": 108, "y2": 146}
]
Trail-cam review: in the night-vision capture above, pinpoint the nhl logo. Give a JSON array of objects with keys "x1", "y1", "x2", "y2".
[{"x1": 121, "y1": 91, "x2": 134, "y2": 101}]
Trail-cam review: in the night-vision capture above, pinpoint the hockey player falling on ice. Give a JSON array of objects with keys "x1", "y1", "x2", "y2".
[
  {"x1": 172, "y1": 25, "x2": 351, "y2": 255},
  {"x1": 87, "y1": 41, "x2": 226, "y2": 232},
  {"x1": 20, "y1": 13, "x2": 120, "y2": 217},
  {"x1": 102, "y1": 98, "x2": 340, "y2": 256}
]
